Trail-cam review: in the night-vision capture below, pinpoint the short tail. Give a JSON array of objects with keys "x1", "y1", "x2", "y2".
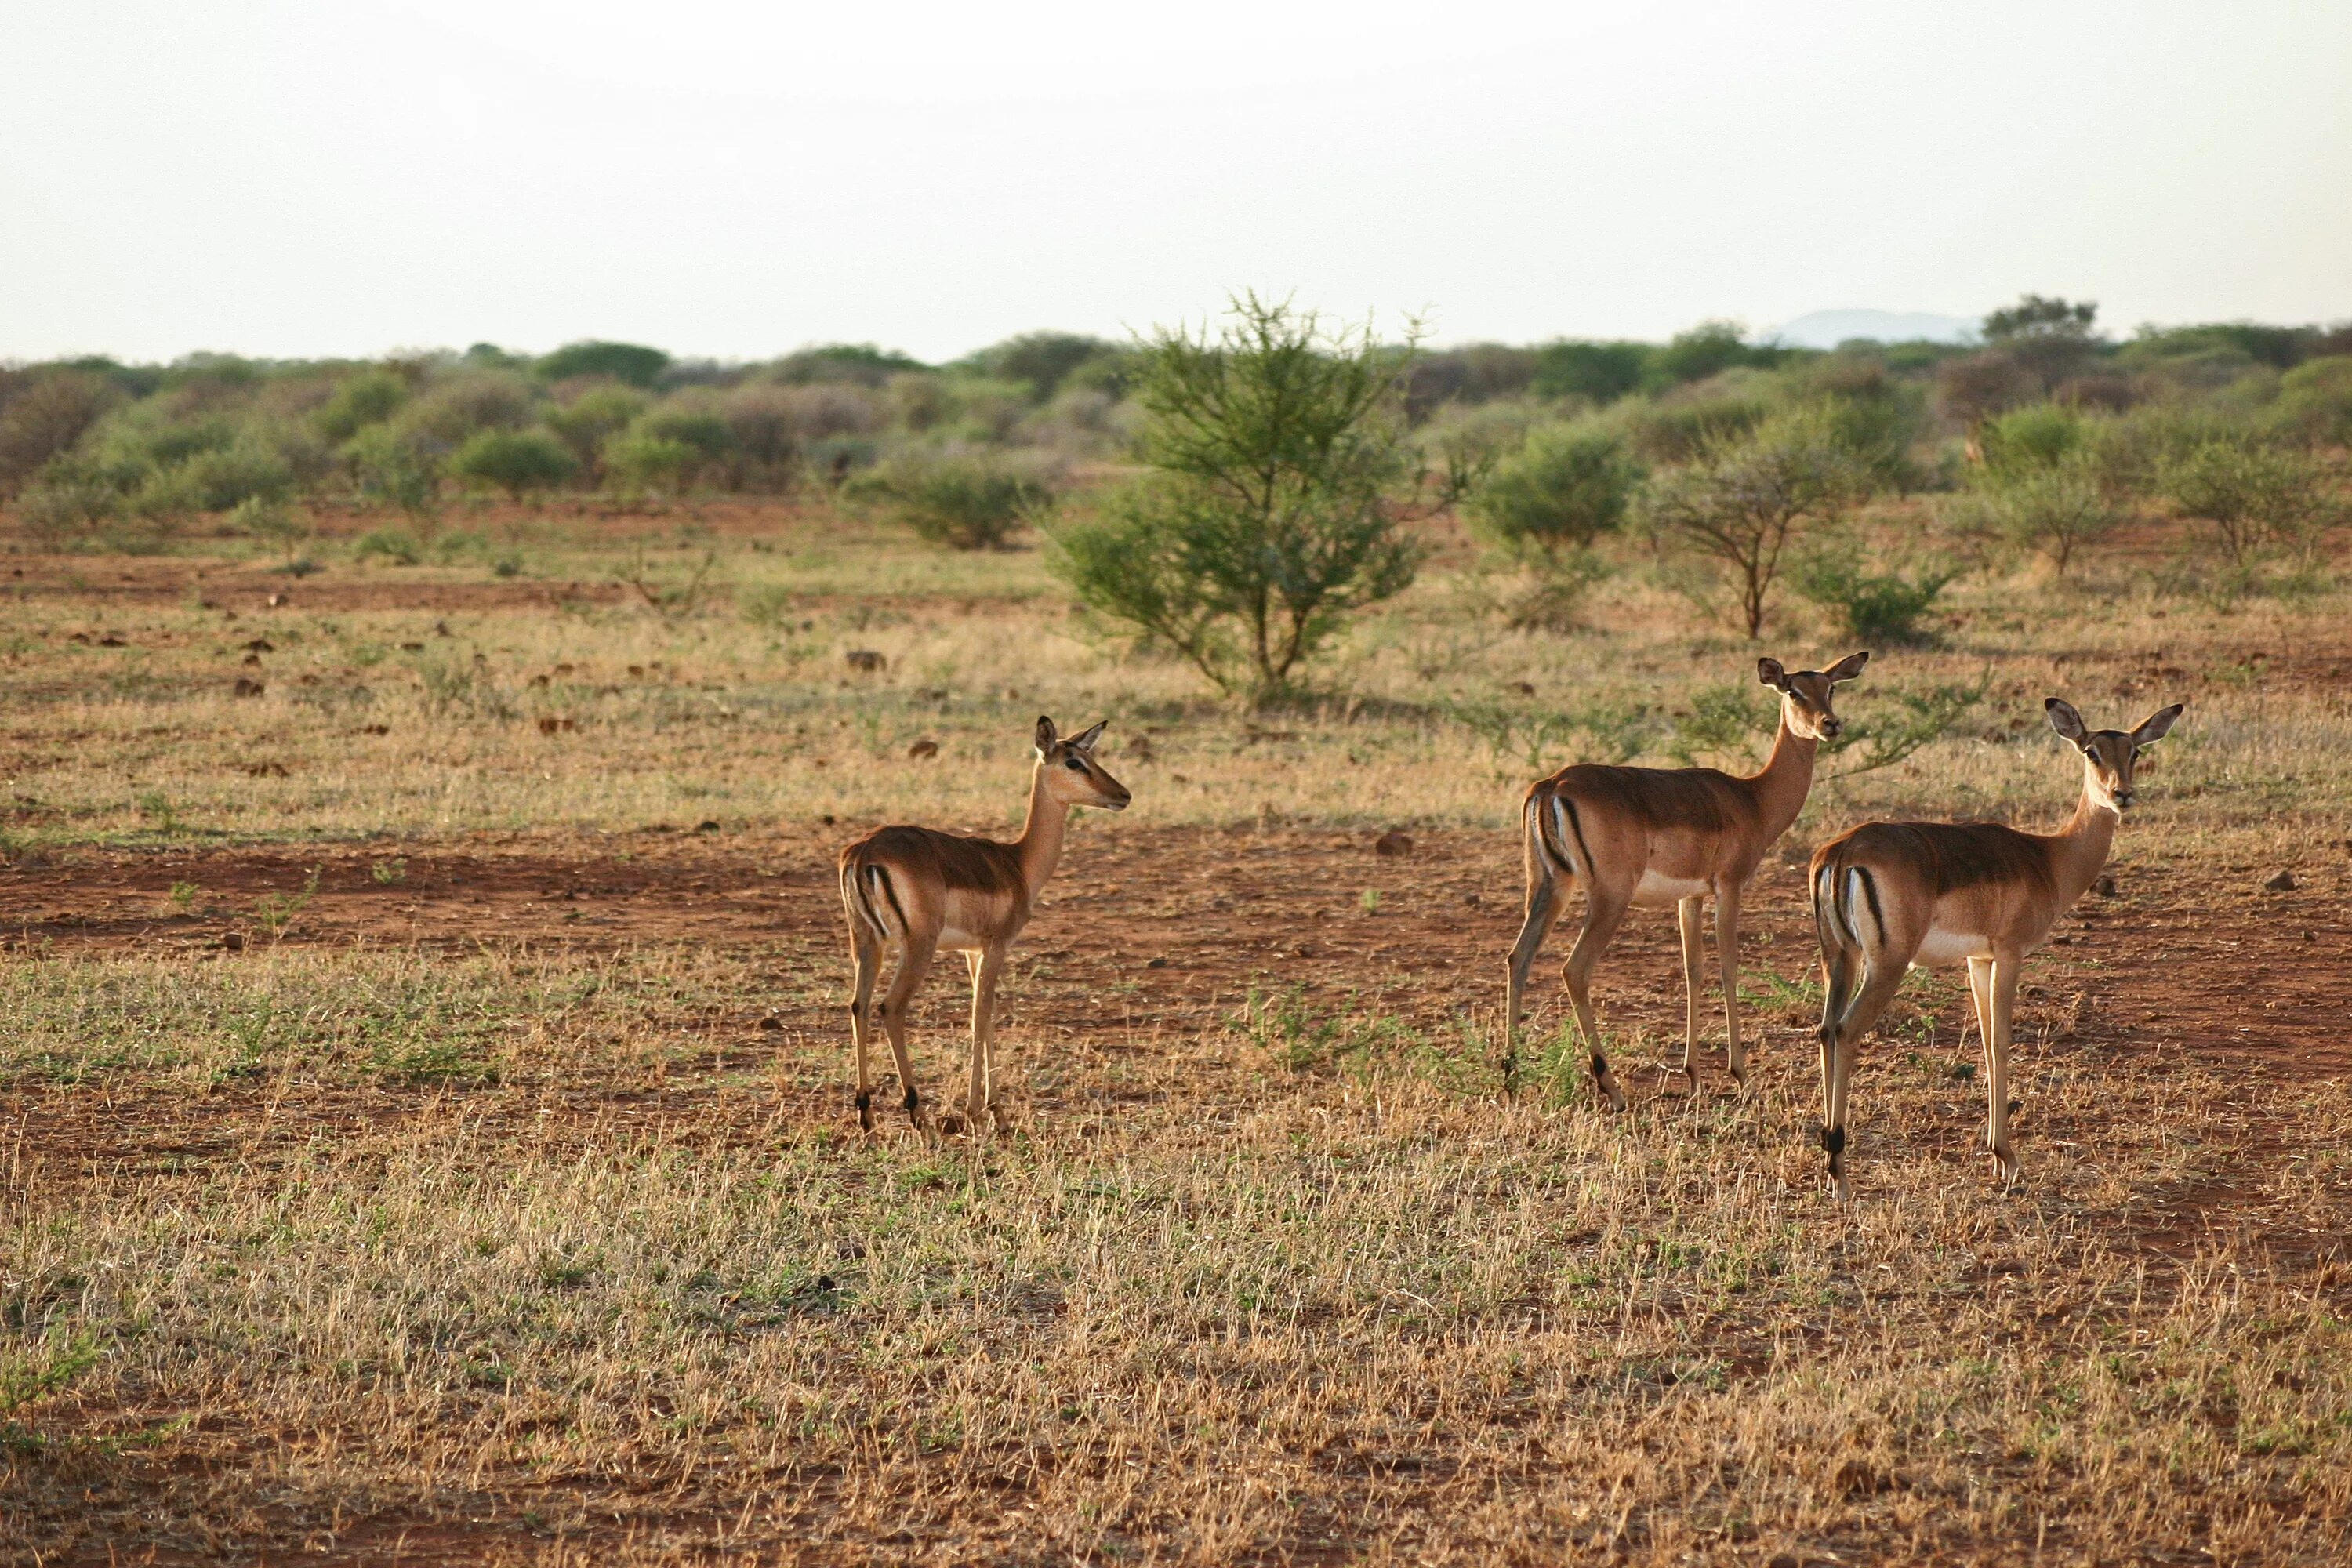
[
  {"x1": 1812, "y1": 851, "x2": 1879, "y2": 1042},
  {"x1": 1526, "y1": 788, "x2": 1584, "y2": 881},
  {"x1": 839, "y1": 855, "x2": 898, "y2": 945}
]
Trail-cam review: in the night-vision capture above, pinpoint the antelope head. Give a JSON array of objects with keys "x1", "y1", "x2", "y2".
[
  {"x1": 1759, "y1": 651, "x2": 1871, "y2": 742},
  {"x1": 1033, "y1": 717, "x2": 1131, "y2": 811},
  {"x1": 2046, "y1": 699, "x2": 2183, "y2": 814}
]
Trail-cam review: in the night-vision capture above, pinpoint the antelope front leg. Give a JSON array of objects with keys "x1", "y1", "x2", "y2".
[
  {"x1": 1714, "y1": 882, "x2": 1749, "y2": 1091},
  {"x1": 964, "y1": 946, "x2": 1007, "y2": 1131},
  {"x1": 1985, "y1": 954, "x2": 2023, "y2": 1189},
  {"x1": 1675, "y1": 895, "x2": 1705, "y2": 1091}
]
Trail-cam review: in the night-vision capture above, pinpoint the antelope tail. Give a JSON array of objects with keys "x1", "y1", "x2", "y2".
[{"x1": 1812, "y1": 851, "x2": 1880, "y2": 1040}]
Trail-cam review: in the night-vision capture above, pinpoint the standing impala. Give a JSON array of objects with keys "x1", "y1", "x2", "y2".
[
  {"x1": 1809, "y1": 697, "x2": 2183, "y2": 1198},
  {"x1": 837, "y1": 717, "x2": 1131, "y2": 1134},
  {"x1": 1504, "y1": 652, "x2": 1870, "y2": 1105}
]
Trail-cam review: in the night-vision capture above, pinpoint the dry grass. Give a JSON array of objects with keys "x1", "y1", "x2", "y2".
[{"x1": 3, "y1": 503, "x2": 2350, "y2": 1563}]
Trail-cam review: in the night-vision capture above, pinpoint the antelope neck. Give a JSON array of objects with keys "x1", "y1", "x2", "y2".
[
  {"x1": 2044, "y1": 771, "x2": 2122, "y2": 906},
  {"x1": 1744, "y1": 713, "x2": 1820, "y2": 839},
  {"x1": 1013, "y1": 763, "x2": 1072, "y2": 891}
]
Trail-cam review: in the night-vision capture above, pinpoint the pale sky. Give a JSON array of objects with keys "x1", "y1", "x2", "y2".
[{"x1": 4, "y1": 1, "x2": 2348, "y2": 364}]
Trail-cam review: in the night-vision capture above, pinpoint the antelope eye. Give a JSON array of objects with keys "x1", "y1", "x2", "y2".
[{"x1": 1065, "y1": 756, "x2": 1087, "y2": 771}]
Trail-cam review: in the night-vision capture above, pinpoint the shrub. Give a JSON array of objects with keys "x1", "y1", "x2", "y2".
[
  {"x1": 635, "y1": 406, "x2": 736, "y2": 464},
  {"x1": 1935, "y1": 350, "x2": 2042, "y2": 430},
  {"x1": 451, "y1": 428, "x2": 580, "y2": 499},
  {"x1": 1646, "y1": 321, "x2": 1780, "y2": 389},
  {"x1": 543, "y1": 385, "x2": 647, "y2": 471},
  {"x1": 960, "y1": 333, "x2": 1118, "y2": 401},
  {"x1": 1639, "y1": 402, "x2": 1871, "y2": 638},
  {"x1": 1954, "y1": 451, "x2": 2121, "y2": 575},
  {"x1": 848, "y1": 452, "x2": 1051, "y2": 550},
  {"x1": 771, "y1": 343, "x2": 927, "y2": 387},
  {"x1": 397, "y1": 373, "x2": 535, "y2": 447},
  {"x1": 717, "y1": 385, "x2": 801, "y2": 491},
  {"x1": 1791, "y1": 548, "x2": 1958, "y2": 644},
  {"x1": 1613, "y1": 383, "x2": 1770, "y2": 464},
  {"x1": 354, "y1": 528, "x2": 425, "y2": 565},
  {"x1": 535, "y1": 341, "x2": 670, "y2": 388},
  {"x1": 0, "y1": 372, "x2": 117, "y2": 499},
  {"x1": 345, "y1": 425, "x2": 442, "y2": 516},
  {"x1": 1048, "y1": 294, "x2": 1422, "y2": 702},
  {"x1": 1530, "y1": 340, "x2": 1647, "y2": 405},
  {"x1": 602, "y1": 431, "x2": 700, "y2": 494},
  {"x1": 1465, "y1": 424, "x2": 1640, "y2": 563},
  {"x1": 2157, "y1": 431, "x2": 2337, "y2": 564},
  {"x1": 2267, "y1": 356, "x2": 2352, "y2": 448},
  {"x1": 312, "y1": 372, "x2": 408, "y2": 442},
  {"x1": 137, "y1": 440, "x2": 296, "y2": 514},
  {"x1": 1977, "y1": 402, "x2": 2082, "y2": 476},
  {"x1": 232, "y1": 495, "x2": 311, "y2": 557}
]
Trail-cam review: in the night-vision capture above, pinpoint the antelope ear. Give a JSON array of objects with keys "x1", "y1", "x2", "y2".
[
  {"x1": 1757, "y1": 658, "x2": 1788, "y2": 691},
  {"x1": 1068, "y1": 720, "x2": 1107, "y2": 753},
  {"x1": 2045, "y1": 698, "x2": 2089, "y2": 746},
  {"x1": 1824, "y1": 650, "x2": 1871, "y2": 684},
  {"x1": 1033, "y1": 715, "x2": 1058, "y2": 754},
  {"x1": 2132, "y1": 703, "x2": 2183, "y2": 746}
]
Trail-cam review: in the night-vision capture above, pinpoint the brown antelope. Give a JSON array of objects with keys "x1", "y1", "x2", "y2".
[
  {"x1": 837, "y1": 717, "x2": 1131, "y2": 1134},
  {"x1": 1504, "y1": 652, "x2": 1870, "y2": 1105},
  {"x1": 1809, "y1": 697, "x2": 2183, "y2": 1198}
]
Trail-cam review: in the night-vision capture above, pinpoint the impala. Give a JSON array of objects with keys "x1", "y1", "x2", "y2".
[
  {"x1": 1504, "y1": 652, "x2": 1870, "y2": 1105},
  {"x1": 1809, "y1": 697, "x2": 2183, "y2": 1198},
  {"x1": 837, "y1": 716, "x2": 1131, "y2": 1133}
]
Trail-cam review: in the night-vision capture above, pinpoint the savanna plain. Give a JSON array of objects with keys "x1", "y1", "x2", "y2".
[{"x1": 3, "y1": 502, "x2": 2350, "y2": 1566}]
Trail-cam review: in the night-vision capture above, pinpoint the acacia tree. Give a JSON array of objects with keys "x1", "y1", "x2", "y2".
[
  {"x1": 1050, "y1": 294, "x2": 1422, "y2": 702},
  {"x1": 1642, "y1": 403, "x2": 1869, "y2": 638}
]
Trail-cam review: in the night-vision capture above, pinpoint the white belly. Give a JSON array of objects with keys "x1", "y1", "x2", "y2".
[
  {"x1": 1632, "y1": 870, "x2": 1711, "y2": 908},
  {"x1": 1911, "y1": 926, "x2": 1988, "y2": 967},
  {"x1": 937, "y1": 926, "x2": 986, "y2": 952}
]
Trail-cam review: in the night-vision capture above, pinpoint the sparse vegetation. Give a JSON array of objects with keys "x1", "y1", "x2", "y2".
[{"x1": 4, "y1": 296, "x2": 2352, "y2": 1564}]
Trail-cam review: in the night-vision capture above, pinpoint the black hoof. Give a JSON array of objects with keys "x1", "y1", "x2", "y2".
[{"x1": 855, "y1": 1088, "x2": 874, "y2": 1131}]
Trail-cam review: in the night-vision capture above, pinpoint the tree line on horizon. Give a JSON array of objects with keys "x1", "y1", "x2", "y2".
[{"x1": 2, "y1": 295, "x2": 2348, "y2": 703}]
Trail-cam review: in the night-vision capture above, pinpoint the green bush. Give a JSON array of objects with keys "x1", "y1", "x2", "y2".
[
  {"x1": 1530, "y1": 340, "x2": 1647, "y2": 405},
  {"x1": 1791, "y1": 549, "x2": 1958, "y2": 644},
  {"x1": 313, "y1": 372, "x2": 408, "y2": 442},
  {"x1": 602, "y1": 431, "x2": 701, "y2": 494},
  {"x1": 1639, "y1": 402, "x2": 1871, "y2": 637},
  {"x1": 543, "y1": 385, "x2": 646, "y2": 471},
  {"x1": 396, "y1": 373, "x2": 535, "y2": 447},
  {"x1": 345, "y1": 425, "x2": 443, "y2": 516},
  {"x1": 1954, "y1": 450, "x2": 2121, "y2": 575},
  {"x1": 1465, "y1": 424, "x2": 1640, "y2": 562},
  {"x1": 136, "y1": 440, "x2": 296, "y2": 514},
  {"x1": 451, "y1": 428, "x2": 579, "y2": 499},
  {"x1": 0, "y1": 372, "x2": 118, "y2": 498},
  {"x1": 354, "y1": 528, "x2": 425, "y2": 565},
  {"x1": 2157, "y1": 430, "x2": 2337, "y2": 564},
  {"x1": 635, "y1": 406, "x2": 735, "y2": 462},
  {"x1": 717, "y1": 386, "x2": 800, "y2": 492},
  {"x1": 1646, "y1": 321, "x2": 1782, "y2": 389},
  {"x1": 2267, "y1": 356, "x2": 2352, "y2": 448},
  {"x1": 535, "y1": 341, "x2": 670, "y2": 388},
  {"x1": 848, "y1": 452, "x2": 1051, "y2": 550},
  {"x1": 231, "y1": 495, "x2": 311, "y2": 557},
  {"x1": 1977, "y1": 401, "x2": 2083, "y2": 476},
  {"x1": 1613, "y1": 385, "x2": 1770, "y2": 464},
  {"x1": 1050, "y1": 295, "x2": 1422, "y2": 702}
]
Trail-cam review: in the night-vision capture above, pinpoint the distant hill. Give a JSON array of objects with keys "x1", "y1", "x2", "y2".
[{"x1": 1768, "y1": 310, "x2": 1980, "y2": 349}]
